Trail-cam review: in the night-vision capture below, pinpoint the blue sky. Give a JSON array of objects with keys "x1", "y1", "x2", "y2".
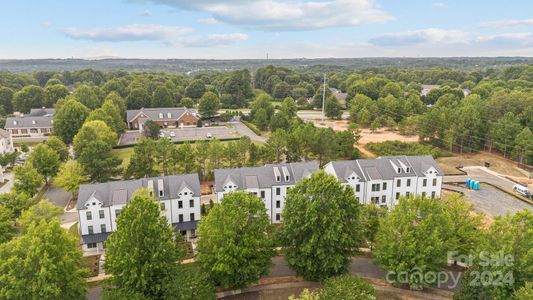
[{"x1": 1, "y1": 0, "x2": 532, "y2": 59}]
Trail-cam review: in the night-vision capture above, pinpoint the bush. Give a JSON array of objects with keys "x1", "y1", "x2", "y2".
[
  {"x1": 365, "y1": 141, "x2": 442, "y2": 158},
  {"x1": 241, "y1": 120, "x2": 262, "y2": 136}
]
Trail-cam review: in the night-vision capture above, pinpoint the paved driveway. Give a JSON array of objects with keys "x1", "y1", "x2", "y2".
[
  {"x1": 230, "y1": 121, "x2": 266, "y2": 144},
  {"x1": 0, "y1": 172, "x2": 14, "y2": 194}
]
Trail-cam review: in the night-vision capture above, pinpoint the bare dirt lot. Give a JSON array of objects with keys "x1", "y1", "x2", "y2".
[{"x1": 437, "y1": 152, "x2": 532, "y2": 181}]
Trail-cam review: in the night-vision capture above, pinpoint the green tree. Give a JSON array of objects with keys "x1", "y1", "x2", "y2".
[
  {"x1": 44, "y1": 84, "x2": 69, "y2": 107},
  {"x1": 269, "y1": 112, "x2": 290, "y2": 132},
  {"x1": 360, "y1": 204, "x2": 387, "y2": 250},
  {"x1": 273, "y1": 81, "x2": 291, "y2": 99},
  {"x1": 325, "y1": 95, "x2": 342, "y2": 119},
  {"x1": 53, "y1": 97, "x2": 90, "y2": 144},
  {"x1": 251, "y1": 93, "x2": 275, "y2": 129},
  {"x1": 184, "y1": 79, "x2": 206, "y2": 99},
  {"x1": 73, "y1": 84, "x2": 101, "y2": 109},
  {"x1": 281, "y1": 171, "x2": 362, "y2": 281},
  {"x1": 45, "y1": 136, "x2": 69, "y2": 161},
  {"x1": 77, "y1": 140, "x2": 122, "y2": 182},
  {"x1": 173, "y1": 142, "x2": 197, "y2": 174},
  {"x1": 0, "y1": 206, "x2": 14, "y2": 244},
  {"x1": 0, "y1": 219, "x2": 88, "y2": 299},
  {"x1": 0, "y1": 191, "x2": 32, "y2": 218},
  {"x1": 254, "y1": 108, "x2": 269, "y2": 131},
  {"x1": 179, "y1": 97, "x2": 195, "y2": 108},
  {"x1": 374, "y1": 196, "x2": 453, "y2": 289},
  {"x1": 279, "y1": 96, "x2": 298, "y2": 118},
  {"x1": 151, "y1": 85, "x2": 174, "y2": 108},
  {"x1": 13, "y1": 162, "x2": 44, "y2": 197},
  {"x1": 18, "y1": 199, "x2": 63, "y2": 232},
  {"x1": 125, "y1": 137, "x2": 159, "y2": 179},
  {"x1": 12, "y1": 85, "x2": 44, "y2": 112},
  {"x1": 512, "y1": 127, "x2": 533, "y2": 165},
  {"x1": 490, "y1": 112, "x2": 522, "y2": 157},
  {"x1": 126, "y1": 87, "x2": 150, "y2": 109},
  {"x1": 28, "y1": 144, "x2": 61, "y2": 184},
  {"x1": 456, "y1": 210, "x2": 533, "y2": 300},
  {"x1": 266, "y1": 128, "x2": 288, "y2": 163},
  {"x1": 54, "y1": 160, "x2": 89, "y2": 196},
  {"x1": 197, "y1": 192, "x2": 274, "y2": 288},
  {"x1": 198, "y1": 91, "x2": 220, "y2": 118},
  {"x1": 143, "y1": 120, "x2": 160, "y2": 139},
  {"x1": 104, "y1": 189, "x2": 184, "y2": 299},
  {"x1": 86, "y1": 99, "x2": 126, "y2": 135},
  {"x1": 0, "y1": 87, "x2": 14, "y2": 114},
  {"x1": 73, "y1": 120, "x2": 117, "y2": 156},
  {"x1": 155, "y1": 138, "x2": 175, "y2": 176}
]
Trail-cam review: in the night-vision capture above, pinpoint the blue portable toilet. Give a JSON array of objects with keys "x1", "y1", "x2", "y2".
[
  {"x1": 466, "y1": 178, "x2": 471, "y2": 188},
  {"x1": 474, "y1": 181, "x2": 480, "y2": 190},
  {"x1": 470, "y1": 180, "x2": 476, "y2": 189}
]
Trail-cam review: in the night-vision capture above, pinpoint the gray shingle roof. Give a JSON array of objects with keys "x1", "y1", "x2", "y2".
[
  {"x1": 29, "y1": 108, "x2": 55, "y2": 116},
  {"x1": 126, "y1": 107, "x2": 198, "y2": 122},
  {"x1": 327, "y1": 155, "x2": 441, "y2": 182},
  {"x1": 5, "y1": 115, "x2": 54, "y2": 129},
  {"x1": 77, "y1": 174, "x2": 201, "y2": 210},
  {"x1": 214, "y1": 161, "x2": 319, "y2": 192}
]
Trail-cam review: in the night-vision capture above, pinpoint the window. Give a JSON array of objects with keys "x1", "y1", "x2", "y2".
[
  {"x1": 381, "y1": 195, "x2": 386, "y2": 203},
  {"x1": 407, "y1": 179, "x2": 411, "y2": 187},
  {"x1": 87, "y1": 243, "x2": 97, "y2": 249},
  {"x1": 178, "y1": 214, "x2": 183, "y2": 223},
  {"x1": 423, "y1": 179, "x2": 427, "y2": 187},
  {"x1": 397, "y1": 168, "x2": 401, "y2": 173},
  {"x1": 276, "y1": 176, "x2": 281, "y2": 182},
  {"x1": 371, "y1": 184, "x2": 380, "y2": 192},
  {"x1": 159, "y1": 113, "x2": 163, "y2": 118},
  {"x1": 189, "y1": 199, "x2": 194, "y2": 208},
  {"x1": 276, "y1": 213, "x2": 281, "y2": 221},
  {"x1": 160, "y1": 203, "x2": 165, "y2": 211},
  {"x1": 86, "y1": 211, "x2": 92, "y2": 220},
  {"x1": 431, "y1": 191, "x2": 436, "y2": 198},
  {"x1": 167, "y1": 113, "x2": 171, "y2": 118},
  {"x1": 190, "y1": 213, "x2": 195, "y2": 221},
  {"x1": 115, "y1": 209, "x2": 121, "y2": 217},
  {"x1": 276, "y1": 200, "x2": 281, "y2": 208},
  {"x1": 396, "y1": 192, "x2": 400, "y2": 200},
  {"x1": 285, "y1": 175, "x2": 290, "y2": 181},
  {"x1": 159, "y1": 190, "x2": 164, "y2": 197},
  {"x1": 433, "y1": 178, "x2": 437, "y2": 186},
  {"x1": 397, "y1": 179, "x2": 401, "y2": 187},
  {"x1": 355, "y1": 184, "x2": 360, "y2": 192},
  {"x1": 101, "y1": 224, "x2": 106, "y2": 233},
  {"x1": 99, "y1": 210, "x2": 105, "y2": 219},
  {"x1": 88, "y1": 226, "x2": 94, "y2": 234},
  {"x1": 260, "y1": 191, "x2": 265, "y2": 198},
  {"x1": 382, "y1": 182, "x2": 387, "y2": 190},
  {"x1": 276, "y1": 187, "x2": 281, "y2": 195},
  {"x1": 422, "y1": 192, "x2": 427, "y2": 198},
  {"x1": 406, "y1": 167, "x2": 410, "y2": 173},
  {"x1": 406, "y1": 192, "x2": 410, "y2": 198},
  {"x1": 178, "y1": 201, "x2": 183, "y2": 209},
  {"x1": 371, "y1": 197, "x2": 379, "y2": 204}
]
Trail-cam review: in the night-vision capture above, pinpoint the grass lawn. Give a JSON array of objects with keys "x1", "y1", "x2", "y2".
[
  {"x1": 112, "y1": 147, "x2": 134, "y2": 169},
  {"x1": 69, "y1": 222, "x2": 80, "y2": 239}
]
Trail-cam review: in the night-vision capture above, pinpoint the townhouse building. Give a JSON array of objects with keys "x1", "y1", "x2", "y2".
[
  {"x1": 4, "y1": 107, "x2": 54, "y2": 140},
  {"x1": 324, "y1": 155, "x2": 443, "y2": 208},
  {"x1": 214, "y1": 161, "x2": 320, "y2": 223},
  {"x1": 126, "y1": 107, "x2": 199, "y2": 132},
  {"x1": 77, "y1": 174, "x2": 201, "y2": 253}
]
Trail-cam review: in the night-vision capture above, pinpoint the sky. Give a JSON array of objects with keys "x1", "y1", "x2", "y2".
[{"x1": 0, "y1": 0, "x2": 532, "y2": 59}]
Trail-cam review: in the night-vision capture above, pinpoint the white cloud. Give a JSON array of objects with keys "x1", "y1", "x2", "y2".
[
  {"x1": 369, "y1": 28, "x2": 468, "y2": 47},
  {"x1": 476, "y1": 33, "x2": 533, "y2": 46},
  {"x1": 179, "y1": 33, "x2": 249, "y2": 47},
  {"x1": 479, "y1": 19, "x2": 533, "y2": 28},
  {"x1": 62, "y1": 24, "x2": 192, "y2": 42},
  {"x1": 131, "y1": 0, "x2": 393, "y2": 30},
  {"x1": 197, "y1": 17, "x2": 219, "y2": 25},
  {"x1": 432, "y1": 2, "x2": 447, "y2": 8}
]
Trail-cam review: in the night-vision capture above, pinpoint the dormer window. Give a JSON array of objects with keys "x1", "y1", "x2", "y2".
[
  {"x1": 167, "y1": 113, "x2": 171, "y2": 118},
  {"x1": 159, "y1": 113, "x2": 163, "y2": 118},
  {"x1": 406, "y1": 167, "x2": 410, "y2": 173},
  {"x1": 13, "y1": 121, "x2": 17, "y2": 125},
  {"x1": 32, "y1": 120, "x2": 36, "y2": 125},
  {"x1": 397, "y1": 168, "x2": 401, "y2": 173},
  {"x1": 276, "y1": 176, "x2": 281, "y2": 182}
]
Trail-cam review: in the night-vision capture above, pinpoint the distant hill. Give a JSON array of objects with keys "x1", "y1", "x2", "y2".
[{"x1": 1, "y1": 57, "x2": 532, "y2": 73}]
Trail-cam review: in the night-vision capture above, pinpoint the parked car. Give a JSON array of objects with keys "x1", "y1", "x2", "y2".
[
  {"x1": 159, "y1": 132, "x2": 165, "y2": 138},
  {"x1": 206, "y1": 133, "x2": 213, "y2": 139},
  {"x1": 513, "y1": 184, "x2": 530, "y2": 197},
  {"x1": 170, "y1": 131, "x2": 176, "y2": 137}
]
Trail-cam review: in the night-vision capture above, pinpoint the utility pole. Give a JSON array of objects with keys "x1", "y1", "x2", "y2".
[{"x1": 322, "y1": 73, "x2": 326, "y2": 123}]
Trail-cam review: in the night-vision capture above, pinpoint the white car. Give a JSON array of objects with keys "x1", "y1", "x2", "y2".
[
  {"x1": 170, "y1": 131, "x2": 176, "y2": 137},
  {"x1": 159, "y1": 132, "x2": 165, "y2": 138},
  {"x1": 206, "y1": 133, "x2": 213, "y2": 139},
  {"x1": 513, "y1": 184, "x2": 530, "y2": 197}
]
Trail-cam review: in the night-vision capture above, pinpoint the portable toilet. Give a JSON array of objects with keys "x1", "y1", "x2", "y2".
[
  {"x1": 466, "y1": 178, "x2": 471, "y2": 189},
  {"x1": 470, "y1": 180, "x2": 476, "y2": 189},
  {"x1": 474, "y1": 181, "x2": 480, "y2": 190}
]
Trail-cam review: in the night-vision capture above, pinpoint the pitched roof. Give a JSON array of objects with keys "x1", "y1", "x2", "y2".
[
  {"x1": 5, "y1": 115, "x2": 54, "y2": 129},
  {"x1": 126, "y1": 107, "x2": 198, "y2": 122},
  {"x1": 29, "y1": 108, "x2": 55, "y2": 116},
  {"x1": 214, "y1": 161, "x2": 319, "y2": 192},
  {"x1": 77, "y1": 173, "x2": 201, "y2": 210},
  {"x1": 327, "y1": 155, "x2": 442, "y2": 182}
]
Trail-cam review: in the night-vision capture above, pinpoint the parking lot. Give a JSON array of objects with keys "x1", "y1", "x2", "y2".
[{"x1": 118, "y1": 126, "x2": 241, "y2": 145}]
